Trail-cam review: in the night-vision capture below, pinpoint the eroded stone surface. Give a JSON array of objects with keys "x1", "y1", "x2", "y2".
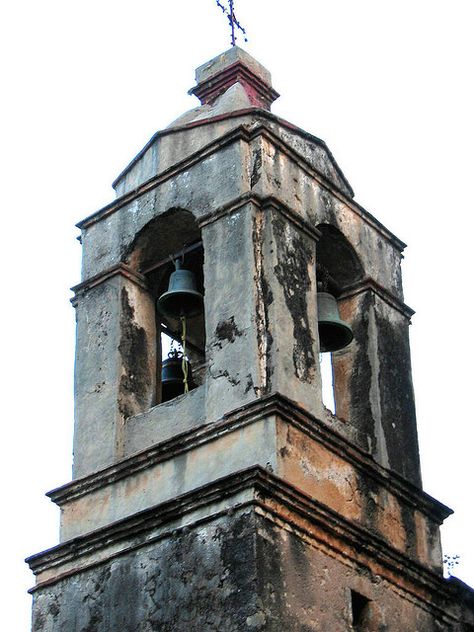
[
  {"x1": 30, "y1": 504, "x2": 469, "y2": 632},
  {"x1": 32, "y1": 511, "x2": 258, "y2": 632},
  {"x1": 29, "y1": 47, "x2": 474, "y2": 632}
]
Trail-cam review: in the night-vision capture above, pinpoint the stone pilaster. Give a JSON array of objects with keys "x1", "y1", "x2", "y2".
[
  {"x1": 333, "y1": 282, "x2": 421, "y2": 486},
  {"x1": 72, "y1": 266, "x2": 156, "y2": 478}
]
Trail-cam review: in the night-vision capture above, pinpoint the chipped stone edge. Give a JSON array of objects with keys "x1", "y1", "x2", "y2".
[{"x1": 339, "y1": 278, "x2": 415, "y2": 321}]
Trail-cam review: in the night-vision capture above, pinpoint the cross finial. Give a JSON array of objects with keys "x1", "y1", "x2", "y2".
[{"x1": 216, "y1": 0, "x2": 248, "y2": 47}]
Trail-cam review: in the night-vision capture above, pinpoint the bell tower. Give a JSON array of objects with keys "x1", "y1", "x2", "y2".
[{"x1": 27, "y1": 47, "x2": 474, "y2": 631}]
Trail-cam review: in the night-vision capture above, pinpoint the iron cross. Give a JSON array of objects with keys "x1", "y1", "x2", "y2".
[{"x1": 215, "y1": 0, "x2": 247, "y2": 46}]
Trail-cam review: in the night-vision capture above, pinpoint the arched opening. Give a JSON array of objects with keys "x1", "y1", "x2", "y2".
[
  {"x1": 126, "y1": 209, "x2": 206, "y2": 406},
  {"x1": 316, "y1": 224, "x2": 364, "y2": 297},
  {"x1": 316, "y1": 224, "x2": 364, "y2": 416}
]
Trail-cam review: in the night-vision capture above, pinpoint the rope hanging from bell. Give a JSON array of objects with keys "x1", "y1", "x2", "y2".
[
  {"x1": 181, "y1": 315, "x2": 189, "y2": 394},
  {"x1": 157, "y1": 254, "x2": 204, "y2": 399}
]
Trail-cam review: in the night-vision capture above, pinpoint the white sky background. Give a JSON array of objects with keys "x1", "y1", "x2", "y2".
[{"x1": 1, "y1": 1, "x2": 473, "y2": 628}]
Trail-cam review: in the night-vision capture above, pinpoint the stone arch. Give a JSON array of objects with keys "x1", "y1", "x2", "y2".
[
  {"x1": 125, "y1": 208, "x2": 206, "y2": 405},
  {"x1": 316, "y1": 224, "x2": 364, "y2": 295},
  {"x1": 316, "y1": 224, "x2": 364, "y2": 418},
  {"x1": 126, "y1": 208, "x2": 201, "y2": 272}
]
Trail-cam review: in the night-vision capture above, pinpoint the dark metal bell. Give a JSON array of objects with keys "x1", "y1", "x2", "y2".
[
  {"x1": 161, "y1": 350, "x2": 194, "y2": 402},
  {"x1": 157, "y1": 260, "x2": 203, "y2": 319},
  {"x1": 317, "y1": 292, "x2": 354, "y2": 353}
]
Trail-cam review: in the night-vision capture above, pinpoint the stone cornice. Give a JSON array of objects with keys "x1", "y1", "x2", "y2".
[
  {"x1": 28, "y1": 468, "x2": 259, "y2": 578},
  {"x1": 189, "y1": 61, "x2": 280, "y2": 109},
  {"x1": 339, "y1": 277, "x2": 415, "y2": 320},
  {"x1": 27, "y1": 465, "x2": 458, "y2": 625},
  {"x1": 198, "y1": 192, "x2": 322, "y2": 243},
  {"x1": 46, "y1": 393, "x2": 451, "y2": 526},
  {"x1": 77, "y1": 120, "x2": 406, "y2": 254},
  {"x1": 77, "y1": 125, "x2": 251, "y2": 230},
  {"x1": 260, "y1": 197, "x2": 322, "y2": 242},
  {"x1": 111, "y1": 108, "x2": 352, "y2": 196},
  {"x1": 254, "y1": 475, "x2": 457, "y2": 624},
  {"x1": 70, "y1": 263, "x2": 148, "y2": 306}
]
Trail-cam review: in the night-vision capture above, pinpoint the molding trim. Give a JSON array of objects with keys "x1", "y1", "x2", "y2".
[
  {"x1": 78, "y1": 125, "x2": 252, "y2": 230},
  {"x1": 26, "y1": 466, "x2": 458, "y2": 625},
  {"x1": 111, "y1": 108, "x2": 352, "y2": 197},
  {"x1": 70, "y1": 263, "x2": 148, "y2": 306},
  {"x1": 260, "y1": 196, "x2": 322, "y2": 242},
  {"x1": 198, "y1": 192, "x2": 322, "y2": 243},
  {"x1": 189, "y1": 61, "x2": 280, "y2": 109},
  {"x1": 77, "y1": 119, "x2": 405, "y2": 253},
  {"x1": 46, "y1": 393, "x2": 451, "y2": 525},
  {"x1": 72, "y1": 193, "x2": 320, "y2": 304},
  {"x1": 339, "y1": 277, "x2": 415, "y2": 320}
]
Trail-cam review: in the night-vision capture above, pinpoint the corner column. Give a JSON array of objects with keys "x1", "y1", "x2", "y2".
[
  {"x1": 72, "y1": 267, "x2": 157, "y2": 478},
  {"x1": 332, "y1": 284, "x2": 421, "y2": 486},
  {"x1": 202, "y1": 198, "x2": 322, "y2": 423}
]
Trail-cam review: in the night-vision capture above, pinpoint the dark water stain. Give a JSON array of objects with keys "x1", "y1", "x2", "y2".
[{"x1": 272, "y1": 215, "x2": 315, "y2": 382}]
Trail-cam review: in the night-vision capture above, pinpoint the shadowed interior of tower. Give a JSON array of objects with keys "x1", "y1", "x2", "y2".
[{"x1": 127, "y1": 208, "x2": 206, "y2": 406}]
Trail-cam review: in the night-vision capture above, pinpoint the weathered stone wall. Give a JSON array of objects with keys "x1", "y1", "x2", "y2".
[
  {"x1": 73, "y1": 117, "x2": 418, "y2": 483},
  {"x1": 256, "y1": 514, "x2": 459, "y2": 631},
  {"x1": 203, "y1": 202, "x2": 262, "y2": 421},
  {"x1": 333, "y1": 288, "x2": 420, "y2": 484},
  {"x1": 29, "y1": 492, "x2": 467, "y2": 632},
  {"x1": 31, "y1": 510, "x2": 259, "y2": 632},
  {"x1": 73, "y1": 273, "x2": 157, "y2": 476},
  {"x1": 52, "y1": 396, "x2": 445, "y2": 572},
  {"x1": 72, "y1": 107, "x2": 419, "y2": 483}
]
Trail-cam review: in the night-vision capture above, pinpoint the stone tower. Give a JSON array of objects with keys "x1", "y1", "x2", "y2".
[{"x1": 27, "y1": 48, "x2": 474, "y2": 631}]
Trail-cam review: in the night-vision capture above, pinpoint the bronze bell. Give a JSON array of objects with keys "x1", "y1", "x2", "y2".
[
  {"x1": 317, "y1": 291, "x2": 353, "y2": 353},
  {"x1": 161, "y1": 350, "x2": 194, "y2": 402},
  {"x1": 157, "y1": 260, "x2": 203, "y2": 319}
]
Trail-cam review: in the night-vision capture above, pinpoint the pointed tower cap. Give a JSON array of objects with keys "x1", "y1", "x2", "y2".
[{"x1": 189, "y1": 47, "x2": 279, "y2": 111}]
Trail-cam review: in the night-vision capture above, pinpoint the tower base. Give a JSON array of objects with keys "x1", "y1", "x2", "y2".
[{"x1": 28, "y1": 467, "x2": 473, "y2": 631}]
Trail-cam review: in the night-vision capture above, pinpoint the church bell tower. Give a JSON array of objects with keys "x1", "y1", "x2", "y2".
[{"x1": 27, "y1": 47, "x2": 474, "y2": 631}]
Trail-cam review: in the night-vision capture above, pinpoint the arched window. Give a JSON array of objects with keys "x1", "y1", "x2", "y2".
[
  {"x1": 126, "y1": 209, "x2": 206, "y2": 407},
  {"x1": 316, "y1": 224, "x2": 364, "y2": 417}
]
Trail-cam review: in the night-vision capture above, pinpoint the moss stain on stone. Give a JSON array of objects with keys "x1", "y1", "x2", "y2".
[
  {"x1": 118, "y1": 287, "x2": 151, "y2": 419},
  {"x1": 272, "y1": 215, "x2": 315, "y2": 383}
]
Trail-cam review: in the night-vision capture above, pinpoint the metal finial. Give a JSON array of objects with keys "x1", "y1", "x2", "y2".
[{"x1": 216, "y1": 0, "x2": 248, "y2": 46}]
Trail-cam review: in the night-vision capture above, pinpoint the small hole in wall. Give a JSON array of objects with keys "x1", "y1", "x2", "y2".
[
  {"x1": 351, "y1": 590, "x2": 371, "y2": 631},
  {"x1": 320, "y1": 352, "x2": 335, "y2": 414}
]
